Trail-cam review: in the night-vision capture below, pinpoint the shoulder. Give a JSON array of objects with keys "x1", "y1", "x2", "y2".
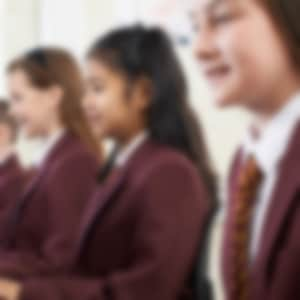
[
  {"x1": 129, "y1": 141, "x2": 204, "y2": 192},
  {"x1": 49, "y1": 136, "x2": 99, "y2": 176}
]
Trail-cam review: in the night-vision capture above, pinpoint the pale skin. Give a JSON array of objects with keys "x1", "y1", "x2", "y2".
[{"x1": 192, "y1": 0, "x2": 300, "y2": 127}]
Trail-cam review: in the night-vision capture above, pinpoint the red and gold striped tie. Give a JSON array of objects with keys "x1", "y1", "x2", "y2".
[{"x1": 229, "y1": 156, "x2": 263, "y2": 300}]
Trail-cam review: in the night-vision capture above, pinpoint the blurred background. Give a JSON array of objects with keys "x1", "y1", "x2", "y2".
[{"x1": 0, "y1": 1, "x2": 251, "y2": 299}]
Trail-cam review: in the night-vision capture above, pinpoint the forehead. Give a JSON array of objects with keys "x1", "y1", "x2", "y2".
[{"x1": 189, "y1": 0, "x2": 240, "y2": 15}]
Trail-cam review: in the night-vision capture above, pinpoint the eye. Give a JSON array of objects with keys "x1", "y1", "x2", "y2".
[
  {"x1": 211, "y1": 11, "x2": 235, "y2": 25},
  {"x1": 88, "y1": 82, "x2": 104, "y2": 94},
  {"x1": 210, "y1": 4, "x2": 239, "y2": 27},
  {"x1": 92, "y1": 84, "x2": 103, "y2": 93},
  {"x1": 11, "y1": 93, "x2": 22, "y2": 102},
  {"x1": 192, "y1": 21, "x2": 201, "y2": 33}
]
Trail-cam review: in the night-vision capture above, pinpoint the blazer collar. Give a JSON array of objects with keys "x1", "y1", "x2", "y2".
[
  {"x1": 75, "y1": 139, "x2": 158, "y2": 259},
  {"x1": 0, "y1": 155, "x2": 19, "y2": 177},
  {"x1": 254, "y1": 120, "x2": 300, "y2": 267},
  {"x1": 21, "y1": 131, "x2": 74, "y2": 201}
]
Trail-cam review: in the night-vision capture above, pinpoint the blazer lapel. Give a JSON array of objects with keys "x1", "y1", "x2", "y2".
[
  {"x1": 0, "y1": 156, "x2": 19, "y2": 188},
  {"x1": 6, "y1": 132, "x2": 73, "y2": 244},
  {"x1": 75, "y1": 165, "x2": 129, "y2": 259},
  {"x1": 21, "y1": 132, "x2": 74, "y2": 201},
  {"x1": 254, "y1": 122, "x2": 300, "y2": 270},
  {"x1": 74, "y1": 139, "x2": 155, "y2": 260}
]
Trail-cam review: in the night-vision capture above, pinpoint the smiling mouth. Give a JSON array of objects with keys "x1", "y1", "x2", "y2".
[{"x1": 204, "y1": 65, "x2": 231, "y2": 84}]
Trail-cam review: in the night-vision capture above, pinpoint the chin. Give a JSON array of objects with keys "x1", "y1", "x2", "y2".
[
  {"x1": 213, "y1": 88, "x2": 244, "y2": 108},
  {"x1": 24, "y1": 128, "x2": 38, "y2": 139},
  {"x1": 213, "y1": 94, "x2": 233, "y2": 108}
]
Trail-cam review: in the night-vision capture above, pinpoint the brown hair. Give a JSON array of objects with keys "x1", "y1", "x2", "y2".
[
  {"x1": 260, "y1": 0, "x2": 300, "y2": 68},
  {"x1": 0, "y1": 100, "x2": 17, "y2": 141},
  {"x1": 7, "y1": 47, "x2": 101, "y2": 158}
]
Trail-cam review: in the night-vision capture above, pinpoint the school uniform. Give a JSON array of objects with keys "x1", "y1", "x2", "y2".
[
  {"x1": 20, "y1": 132, "x2": 210, "y2": 300},
  {"x1": 0, "y1": 130, "x2": 99, "y2": 279},
  {"x1": 222, "y1": 93, "x2": 300, "y2": 300},
  {"x1": 0, "y1": 153, "x2": 24, "y2": 231}
]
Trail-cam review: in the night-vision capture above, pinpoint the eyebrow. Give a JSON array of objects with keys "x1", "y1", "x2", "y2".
[
  {"x1": 188, "y1": 0, "x2": 227, "y2": 19},
  {"x1": 207, "y1": 0, "x2": 227, "y2": 12}
]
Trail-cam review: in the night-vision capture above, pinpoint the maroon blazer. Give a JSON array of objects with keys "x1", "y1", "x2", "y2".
[
  {"x1": 222, "y1": 121, "x2": 300, "y2": 300},
  {"x1": 20, "y1": 139, "x2": 210, "y2": 300},
  {"x1": 0, "y1": 132, "x2": 99, "y2": 279},
  {"x1": 0, "y1": 155, "x2": 24, "y2": 231}
]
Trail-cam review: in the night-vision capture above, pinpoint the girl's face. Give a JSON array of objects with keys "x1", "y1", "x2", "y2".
[
  {"x1": 8, "y1": 69, "x2": 61, "y2": 138},
  {"x1": 192, "y1": 0, "x2": 299, "y2": 112},
  {"x1": 83, "y1": 58, "x2": 149, "y2": 142}
]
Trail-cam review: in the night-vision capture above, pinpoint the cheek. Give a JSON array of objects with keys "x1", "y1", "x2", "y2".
[
  {"x1": 21, "y1": 98, "x2": 46, "y2": 132},
  {"x1": 11, "y1": 100, "x2": 30, "y2": 123},
  {"x1": 218, "y1": 24, "x2": 256, "y2": 71},
  {"x1": 214, "y1": 25, "x2": 272, "y2": 104},
  {"x1": 87, "y1": 92, "x2": 117, "y2": 137}
]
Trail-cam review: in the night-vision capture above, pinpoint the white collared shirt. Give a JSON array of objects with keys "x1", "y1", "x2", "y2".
[
  {"x1": 32, "y1": 129, "x2": 65, "y2": 167},
  {"x1": 242, "y1": 92, "x2": 300, "y2": 259},
  {"x1": 114, "y1": 131, "x2": 149, "y2": 168}
]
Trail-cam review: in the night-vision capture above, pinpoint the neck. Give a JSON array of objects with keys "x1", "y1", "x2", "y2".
[
  {"x1": 41, "y1": 121, "x2": 64, "y2": 139},
  {"x1": 252, "y1": 77, "x2": 300, "y2": 128}
]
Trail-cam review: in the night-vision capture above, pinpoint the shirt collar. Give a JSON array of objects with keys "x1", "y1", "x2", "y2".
[
  {"x1": 32, "y1": 129, "x2": 65, "y2": 167},
  {"x1": 243, "y1": 92, "x2": 300, "y2": 174},
  {"x1": 115, "y1": 131, "x2": 149, "y2": 167}
]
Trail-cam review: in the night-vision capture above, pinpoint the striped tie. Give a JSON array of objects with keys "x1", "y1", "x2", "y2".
[{"x1": 229, "y1": 156, "x2": 263, "y2": 300}]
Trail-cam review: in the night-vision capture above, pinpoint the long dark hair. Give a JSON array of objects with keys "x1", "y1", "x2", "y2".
[{"x1": 88, "y1": 25, "x2": 217, "y2": 207}]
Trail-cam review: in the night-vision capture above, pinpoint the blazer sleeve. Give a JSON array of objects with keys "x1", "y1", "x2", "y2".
[
  {"x1": 0, "y1": 152, "x2": 99, "y2": 278},
  {"x1": 20, "y1": 159, "x2": 210, "y2": 300}
]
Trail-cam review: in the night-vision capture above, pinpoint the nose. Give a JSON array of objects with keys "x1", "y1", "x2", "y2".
[
  {"x1": 9, "y1": 101, "x2": 18, "y2": 119},
  {"x1": 193, "y1": 28, "x2": 219, "y2": 63}
]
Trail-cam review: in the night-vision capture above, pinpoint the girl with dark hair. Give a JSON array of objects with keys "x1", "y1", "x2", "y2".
[
  {"x1": 0, "y1": 26, "x2": 216, "y2": 300},
  {"x1": 193, "y1": 0, "x2": 300, "y2": 299},
  {"x1": 0, "y1": 48, "x2": 100, "y2": 286}
]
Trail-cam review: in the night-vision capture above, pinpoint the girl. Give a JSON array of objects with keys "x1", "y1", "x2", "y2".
[
  {"x1": 0, "y1": 26, "x2": 216, "y2": 300},
  {"x1": 193, "y1": 0, "x2": 300, "y2": 299},
  {"x1": 0, "y1": 48, "x2": 100, "y2": 279},
  {"x1": 0, "y1": 101, "x2": 24, "y2": 231}
]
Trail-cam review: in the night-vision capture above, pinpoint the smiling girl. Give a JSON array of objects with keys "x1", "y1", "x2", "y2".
[{"x1": 193, "y1": 0, "x2": 300, "y2": 299}]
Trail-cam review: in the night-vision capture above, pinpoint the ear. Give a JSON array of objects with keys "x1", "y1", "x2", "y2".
[{"x1": 133, "y1": 77, "x2": 153, "y2": 111}]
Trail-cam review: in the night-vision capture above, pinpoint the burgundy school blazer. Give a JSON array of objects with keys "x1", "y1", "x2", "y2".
[
  {"x1": 222, "y1": 121, "x2": 300, "y2": 300},
  {"x1": 0, "y1": 132, "x2": 99, "y2": 278},
  {"x1": 20, "y1": 139, "x2": 211, "y2": 300},
  {"x1": 0, "y1": 155, "x2": 24, "y2": 230}
]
